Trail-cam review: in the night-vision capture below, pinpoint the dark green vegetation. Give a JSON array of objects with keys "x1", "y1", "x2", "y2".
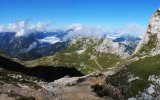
[
  {"x1": 106, "y1": 69, "x2": 149, "y2": 98},
  {"x1": 92, "y1": 69, "x2": 149, "y2": 99},
  {"x1": 110, "y1": 54, "x2": 160, "y2": 98},
  {"x1": 0, "y1": 55, "x2": 83, "y2": 82},
  {"x1": 91, "y1": 84, "x2": 124, "y2": 99},
  {"x1": 27, "y1": 37, "x2": 121, "y2": 74},
  {"x1": 92, "y1": 47, "x2": 160, "y2": 98},
  {"x1": 126, "y1": 55, "x2": 160, "y2": 79},
  {"x1": 54, "y1": 52, "x2": 120, "y2": 74}
]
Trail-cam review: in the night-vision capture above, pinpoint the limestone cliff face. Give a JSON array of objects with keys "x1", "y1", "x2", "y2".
[
  {"x1": 70, "y1": 36, "x2": 130, "y2": 58},
  {"x1": 134, "y1": 9, "x2": 160, "y2": 57},
  {"x1": 96, "y1": 38, "x2": 131, "y2": 58}
]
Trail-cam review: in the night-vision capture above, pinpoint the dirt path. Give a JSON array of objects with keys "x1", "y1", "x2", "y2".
[{"x1": 94, "y1": 59, "x2": 103, "y2": 70}]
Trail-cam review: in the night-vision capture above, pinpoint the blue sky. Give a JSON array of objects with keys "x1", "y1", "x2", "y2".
[{"x1": 0, "y1": 0, "x2": 159, "y2": 30}]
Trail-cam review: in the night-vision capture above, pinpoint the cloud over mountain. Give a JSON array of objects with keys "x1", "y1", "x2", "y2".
[
  {"x1": 38, "y1": 36, "x2": 62, "y2": 44},
  {"x1": 109, "y1": 23, "x2": 145, "y2": 37},
  {"x1": 62, "y1": 24, "x2": 105, "y2": 41},
  {"x1": 0, "y1": 20, "x2": 145, "y2": 38},
  {"x1": 0, "y1": 20, "x2": 52, "y2": 37}
]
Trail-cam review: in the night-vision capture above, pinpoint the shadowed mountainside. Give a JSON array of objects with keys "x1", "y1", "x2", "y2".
[{"x1": 0, "y1": 56, "x2": 83, "y2": 82}]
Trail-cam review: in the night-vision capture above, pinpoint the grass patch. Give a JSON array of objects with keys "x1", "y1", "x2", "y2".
[
  {"x1": 106, "y1": 69, "x2": 149, "y2": 98},
  {"x1": 50, "y1": 38, "x2": 121, "y2": 74},
  {"x1": 96, "y1": 53, "x2": 120, "y2": 69},
  {"x1": 126, "y1": 55, "x2": 160, "y2": 79},
  {"x1": 136, "y1": 34, "x2": 157, "y2": 56}
]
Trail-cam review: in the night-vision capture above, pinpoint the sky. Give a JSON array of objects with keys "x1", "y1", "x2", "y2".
[{"x1": 0, "y1": 0, "x2": 159, "y2": 36}]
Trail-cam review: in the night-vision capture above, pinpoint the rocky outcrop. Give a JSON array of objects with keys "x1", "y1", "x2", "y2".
[
  {"x1": 134, "y1": 9, "x2": 160, "y2": 57},
  {"x1": 71, "y1": 36, "x2": 137, "y2": 59},
  {"x1": 96, "y1": 38, "x2": 131, "y2": 58},
  {"x1": 0, "y1": 67, "x2": 116, "y2": 100}
]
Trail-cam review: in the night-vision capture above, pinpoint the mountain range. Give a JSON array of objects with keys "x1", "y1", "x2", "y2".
[
  {"x1": 0, "y1": 30, "x2": 140, "y2": 61},
  {"x1": 1, "y1": 8, "x2": 160, "y2": 100}
]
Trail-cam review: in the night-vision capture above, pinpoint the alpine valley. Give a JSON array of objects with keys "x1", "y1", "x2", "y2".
[{"x1": 1, "y1": 8, "x2": 160, "y2": 100}]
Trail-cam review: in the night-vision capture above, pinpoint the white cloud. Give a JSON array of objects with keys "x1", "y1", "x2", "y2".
[
  {"x1": 0, "y1": 25, "x2": 5, "y2": 32},
  {"x1": 62, "y1": 23, "x2": 145, "y2": 40},
  {"x1": 108, "y1": 23, "x2": 145, "y2": 37},
  {"x1": 66, "y1": 23, "x2": 82, "y2": 31},
  {"x1": 28, "y1": 21, "x2": 52, "y2": 32},
  {"x1": 0, "y1": 21, "x2": 145, "y2": 39},
  {"x1": 62, "y1": 24, "x2": 105, "y2": 41},
  {"x1": 0, "y1": 20, "x2": 53, "y2": 37},
  {"x1": 23, "y1": 42, "x2": 37, "y2": 52},
  {"x1": 37, "y1": 36, "x2": 62, "y2": 44}
]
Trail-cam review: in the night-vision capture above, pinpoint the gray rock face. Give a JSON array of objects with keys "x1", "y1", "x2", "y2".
[
  {"x1": 156, "y1": 95, "x2": 160, "y2": 100},
  {"x1": 134, "y1": 9, "x2": 160, "y2": 57},
  {"x1": 69, "y1": 35, "x2": 139, "y2": 59},
  {"x1": 141, "y1": 93, "x2": 153, "y2": 100},
  {"x1": 96, "y1": 38, "x2": 131, "y2": 58}
]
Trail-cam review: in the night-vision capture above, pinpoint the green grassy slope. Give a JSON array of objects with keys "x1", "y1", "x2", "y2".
[
  {"x1": 126, "y1": 55, "x2": 160, "y2": 79},
  {"x1": 104, "y1": 55, "x2": 160, "y2": 98},
  {"x1": 25, "y1": 37, "x2": 121, "y2": 74}
]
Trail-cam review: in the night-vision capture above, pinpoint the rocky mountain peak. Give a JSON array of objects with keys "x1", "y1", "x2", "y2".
[
  {"x1": 96, "y1": 38, "x2": 131, "y2": 58},
  {"x1": 134, "y1": 9, "x2": 160, "y2": 57}
]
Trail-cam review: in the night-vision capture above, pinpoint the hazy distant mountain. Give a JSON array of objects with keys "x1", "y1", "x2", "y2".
[{"x1": 0, "y1": 31, "x2": 70, "y2": 60}]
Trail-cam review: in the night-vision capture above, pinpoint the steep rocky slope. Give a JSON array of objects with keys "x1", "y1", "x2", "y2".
[
  {"x1": 134, "y1": 9, "x2": 160, "y2": 57},
  {"x1": 126, "y1": 9, "x2": 160, "y2": 80},
  {"x1": 96, "y1": 38, "x2": 133, "y2": 58},
  {"x1": 119, "y1": 9, "x2": 160, "y2": 99}
]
